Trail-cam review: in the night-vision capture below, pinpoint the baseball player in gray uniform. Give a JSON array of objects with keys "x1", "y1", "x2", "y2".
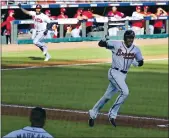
[
  {"x1": 88, "y1": 30, "x2": 144, "y2": 127},
  {"x1": 3, "y1": 107, "x2": 53, "y2": 138},
  {"x1": 18, "y1": 4, "x2": 51, "y2": 61}
]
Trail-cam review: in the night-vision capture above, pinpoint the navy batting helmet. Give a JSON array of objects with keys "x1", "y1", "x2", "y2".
[
  {"x1": 124, "y1": 30, "x2": 135, "y2": 41},
  {"x1": 36, "y1": 4, "x2": 42, "y2": 9}
]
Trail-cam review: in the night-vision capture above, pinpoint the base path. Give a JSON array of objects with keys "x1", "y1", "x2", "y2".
[
  {"x1": 2, "y1": 104, "x2": 169, "y2": 130},
  {"x1": 2, "y1": 38, "x2": 168, "y2": 52},
  {"x1": 2, "y1": 55, "x2": 168, "y2": 69}
]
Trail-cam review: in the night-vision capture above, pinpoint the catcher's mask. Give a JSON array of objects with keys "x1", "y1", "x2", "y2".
[{"x1": 124, "y1": 30, "x2": 135, "y2": 47}]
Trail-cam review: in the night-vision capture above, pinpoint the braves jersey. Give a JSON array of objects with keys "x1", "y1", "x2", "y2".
[
  {"x1": 29, "y1": 11, "x2": 51, "y2": 31},
  {"x1": 3, "y1": 126, "x2": 53, "y2": 138},
  {"x1": 106, "y1": 40, "x2": 143, "y2": 71}
]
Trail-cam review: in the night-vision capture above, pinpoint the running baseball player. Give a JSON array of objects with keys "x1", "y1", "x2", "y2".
[
  {"x1": 88, "y1": 30, "x2": 144, "y2": 127},
  {"x1": 18, "y1": 4, "x2": 51, "y2": 61},
  {"x1": 3, "y1": 107, "x2": 53, "y2": 138}
]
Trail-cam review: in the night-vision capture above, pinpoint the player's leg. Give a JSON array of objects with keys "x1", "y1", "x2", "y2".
[
  {"x1": 149, "y1": 25, "x2": 154, "y2": 35},
  {"x1": 89, "y1": 82, "x2": 118, "y2": 119},
  {"x1": 33, "y1": 32, "x2": 51, "y2": 61},
  {"x1": 108, "y1": 69, "x2": 129, "y2": 126},
  {"x1": 108, "y1": 81, "x2": 129, "y2": 118},
  {"x1": 88, "y1": 82, "x2": 118, "y2": 127},
  {"x1": 31, "y1": 29, "x2": 37, "y2": 40},
  {"x1": 33, "y1": 32, "x2": 45, "y2": 51}
]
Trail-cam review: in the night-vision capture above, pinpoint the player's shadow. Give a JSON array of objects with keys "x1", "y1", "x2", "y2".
[{"x1": 28, "y1": 56, "x2": 44, "y2": 60}]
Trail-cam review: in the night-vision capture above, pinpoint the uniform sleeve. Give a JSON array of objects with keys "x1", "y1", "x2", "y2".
[
  {"x1": 46, "y1": 133, "x2": 54, "y2": 138},
  {"x1": 135, "y1": 47, "x2": 143, "y2": 61},
  {"x1": 106, "y1": 40, "x2": 117, "y2": 50},
  {"x1": 28, "y1": 11, "x2": 36, "y2": 16}
]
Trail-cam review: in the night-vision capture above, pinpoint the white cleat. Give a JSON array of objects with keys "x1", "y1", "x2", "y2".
[{"x1": 44, "y1": 55, "x2": 51, "y2": 61}]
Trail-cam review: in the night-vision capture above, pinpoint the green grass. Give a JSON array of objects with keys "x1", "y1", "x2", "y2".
[
  {"x1": 2, "y1": 115, "x2": 168, "y2": 138},
  {"x1": 2, "y1": 45, "x2": 168, "y2": 65},
  {"x1": 2, "y1": 61, "x2": 168, "y2": 117},
  {"x1": 2, "y1": 44, "x2": 168, "y2": 117}
]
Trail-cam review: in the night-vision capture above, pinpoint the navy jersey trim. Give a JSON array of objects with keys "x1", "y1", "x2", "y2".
[{"x1": 122, "y1": 42, "x2": 127, "y2": 71}]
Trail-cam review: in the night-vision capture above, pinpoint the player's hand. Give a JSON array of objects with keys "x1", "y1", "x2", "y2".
[
  {"x1": 44, "y1": 30, "x2": 48, "y2": 36},
  {"x1": 18, "y1": 3, "x2": 21, "y2": 8},
  {"x1": 132, "y1": 60, "x2": 139, "y2": 67},
  {"x1": 98, "y1": 40, "x2": 107, "y2": 47}
]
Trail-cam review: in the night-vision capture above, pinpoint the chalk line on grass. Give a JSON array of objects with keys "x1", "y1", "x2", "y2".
[
  {"x1": 1, "y1": 103, "x2": 168, "y2": 122},
  {"x1": 1, "y1": 58, "x2": 168, "y2": 71},
  {"x1": 157, "y1": 124, "x2": 169, "y2": 128}
]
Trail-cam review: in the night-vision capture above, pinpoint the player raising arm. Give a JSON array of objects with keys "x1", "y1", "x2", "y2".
[
  {"x1": 88, "y1": 30, "x2": 144, "y2": 127},
  {"x1": 18, "y1": 4, "x2": 52, "y2": 61}
]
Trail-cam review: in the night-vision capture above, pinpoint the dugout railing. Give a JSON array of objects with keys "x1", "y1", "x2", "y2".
[{"x1": 9, "y1": 16, "x2": 169, "y2": 44}]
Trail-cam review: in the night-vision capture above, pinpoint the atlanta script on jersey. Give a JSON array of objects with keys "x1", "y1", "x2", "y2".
[
  {"x1": 106, "y1": 40, "x2": 143, "y2": 71},
  {"x1": 29, "y1": 11, "x2": 51, "y2": 31}
]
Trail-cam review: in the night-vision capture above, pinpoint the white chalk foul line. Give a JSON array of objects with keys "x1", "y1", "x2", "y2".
[
  {"x1": 1, "y1": 58, "x2": 168, "y2": 71},
  {"x1": 1, "y1": 103, "x2": 168, "y2": 122},
  {"x1": 157, "y1": 124, "x2": 169, "y2": 128}
]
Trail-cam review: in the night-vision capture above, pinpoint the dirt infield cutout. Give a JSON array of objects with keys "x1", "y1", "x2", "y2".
[
  {"x1": 2, "y1": 104, "x2": 168, "y2": 130},
  {"x1": 2, "y1": 55, "x2": 168, "y2": 69}
]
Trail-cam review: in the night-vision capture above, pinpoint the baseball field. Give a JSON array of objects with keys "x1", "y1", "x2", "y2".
[{"x1": 1, "y1": 38, "x2": 168, "y2": 137}]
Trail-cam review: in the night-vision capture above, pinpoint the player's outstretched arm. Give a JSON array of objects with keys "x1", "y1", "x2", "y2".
[{"x1": 18, "y1": 3, "x2": 30, "y2": 15}]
